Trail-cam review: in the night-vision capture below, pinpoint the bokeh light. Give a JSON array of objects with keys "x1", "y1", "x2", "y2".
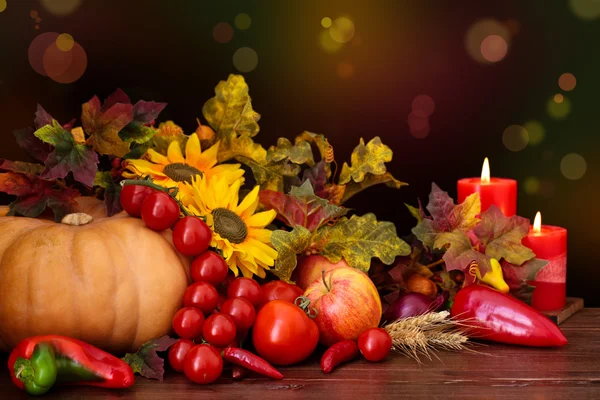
[
  {"x1": 411, "y1": 95, "x2": 435, "y2": 117},
  {"x1": 524, "y1": 177, "x2": 541, "y2": 195},
  {"x1": 36, "y1": 17, "x2": 42, "y2": 23},
  {"x1": 465, "y1": 19, "x2": 510, "y2": 64},
  {"x1": 504, "y1": 19, "x2": 520, "y2": 36},
  {"x1": 560, "y1": 153, "x2": 587, "y2": 180},
  {"x1": 329, "y1": 17, "x2": 355, "y2": 44},
  {"x1": 502, "y1": 125, "x2": 529, "y2": 152},
  {"x1": 558, "y1": 73, "x2": 577, "y2": 91},
  {"x1": 547, "y1": 96, "x2": 571, "y2": 119},
  {"x1": 318, "y1": 29, "x2": 343, "y2": 53},
  {"x1": 524, "y1": 120, "x2": 545, "y2": 146},
  {"x1": 337, "y1": 61, "x2": 354, "y2": 79},
  {"x1": 35, "y1": 25, "x2": 40, "y2": 30},
  {"x1": 553, "y1": 93, "x2": 564, "y2": 104},
  {"x1": 30, "y1": 10, "x2": 39, "y2": 18},
  {"x1": 569, "y1": 0, "x2": 600, "y2": 20},
  {"x1": 233, "y1": 47, "x2": 258, "y2": 73},
  {"x1": 409, "y1": 117, "x2": 431, "y2": 139},
  {"x1": 40, "y1": 0, "x2": 81, "y2": 16},
  {"x1": 213, "y1": 23, "x2": 234, "y2": 44},
  {"x1": 234, "y1": 13, "x2": 251, "y2": 30},
  {"x1": 43, "y1": 42, "x2": 74, "y2": 78},
  {"x1": 29, "y1": 32, "x2": 60, "y2": 76},
  {"x1": 480, "y1": 35, "x2": 508, "y2": 62},
  {"x1": 43, "y1": 41, "x2": 87, "y2": 84},
  {"x1": 56, "y1": 33, "x2": 75, "y2": 52},
  {"x1": 321, "y1": 17, "x2": 332, "y2": 28},
  {"x1": 0, "y1": 0, "x2": 6, "y2": 13}
]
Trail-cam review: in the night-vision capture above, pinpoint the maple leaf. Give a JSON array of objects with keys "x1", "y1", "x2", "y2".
[
  {"x1": 501, "y1": 258, "x2": 547, "y2": 304},
  {"x1": 339, "y1": 137, "x2": 393, "y2": 185},
  {"x1": 119, "y1": 100, "x2": 166, "y2": 144},
  {"x1": 259, "y1": 181, "x2": 347, "y2": 232},
  {"x1": 271, "y1": 226, "x2": 313, "y2": 282},
  {"x1": 412, "y1": 183, "x2": 480, "y2": 248},
  {"x1": 434, "y1": 231, "x2": 487, "y2": 273},
  {"x1": 405, "y1": 199, "x2": 427, "y2": 224},
  {"x1": 315, "y1": 213, "x2": 411, "y2": 272},
  {"x1": 122, "y1": 336, "x2": 178, "y2": 381},
  {"x1": 267, "y1": 137, "x2": 314, "y2": 166},
  {"x1": 0, "y1": 159, "x2": 44, "y2": 176},
  {"x1": 82, "y1": 95, "x2": 133, "y2": 157},
  {"x1": 102, "y1": 88, "x2": 131, "y2": 111},
  {"x1": 34, "y1": 104, "x2": 75, "y2": 130},
  {"x1": 202, "y1": 74, "x2": 260, "y2": 142},
  {"x1": 34, "y1": 120, "x2": 99, "y2": 187},
  {"x1": 94, "y1": 171, "x2": 122, "y2": 216},
  {"x1": 13, "y1": 127, "x2": 52, "y2": 163}
]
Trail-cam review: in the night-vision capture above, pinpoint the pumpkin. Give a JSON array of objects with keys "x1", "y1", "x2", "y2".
[{"x1": 0, "y1": 197, "x2": 189, "y2": 354}]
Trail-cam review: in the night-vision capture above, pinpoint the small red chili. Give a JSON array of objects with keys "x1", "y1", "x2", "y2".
[
  {"x1": 222, "y1": 348, "x2": 283, "y2": 380},
  {"x1": 320, "y1": 339, "x2": 359, "y2": 374}
]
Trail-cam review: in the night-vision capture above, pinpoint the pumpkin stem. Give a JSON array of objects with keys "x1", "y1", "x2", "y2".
[{"x1": 61, "y1": 213, "x2": 94, "y2": 226}]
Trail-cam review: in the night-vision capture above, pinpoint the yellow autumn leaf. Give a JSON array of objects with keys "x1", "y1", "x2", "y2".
[
  {"x1": 339, "y1": 137, "x2": 393, "y2": 185},
  {"x1": 152, "y1": 121, "x2": 188, "y2": 154},
  {"x1": 71, "y1": 127, "x2": 85, "y2": 144},
  {"x1": 271, "y1": 226, "x2": 313, "y2": 282}
]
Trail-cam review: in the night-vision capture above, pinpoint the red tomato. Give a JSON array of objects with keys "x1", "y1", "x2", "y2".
[
  {"x1": 141, "y1": 192, "x2": 180, "y2": 231},
  {"x1": 183, "y1": 344, "x2": 223, "y2": 384},
  {"x1": 120, "y1": 185, "x2": 154, "y2": 218},
  {"x1": 259, "y1": 281, "x2": 304, "y2": 309},
  {"x1": 172, "y1": 307, "x2": 205, "y2": 340},
  {"x1": 168, "y1": 339, "x2": 194, "y2": 372},
  {"x1": 202, "y1": 313, "x2": 237, "y2": 347},
  {"x1": 357, "y1": 328, "x2": 392, "y2": 362},
  {"x1": 191, "y1": 252, "x2": 229, "y2": 286},
  {"x1": 227, "y1": 278, "x2": 261, "y2": 307},
  {"x1": 220, "y1": 297, "x2": 256, "y2": 332},
  {"x1": 172, "y1": 216, "x2": 212, "y2": 257},
  {"x1": 183, "y1": 282, "x2": 219, "y2": 315},
  {"x1": 252, "y1": 300, "x2": 319, "y2": 366}
]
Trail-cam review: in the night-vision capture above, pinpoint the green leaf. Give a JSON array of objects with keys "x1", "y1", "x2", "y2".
[
  {"x1": 339, "y1": 137, "x2": 393, "y2": 185},
  {"x1": 316, "y1": 213, "x2": 411, "y2": 272},
  {"x1": 267, "y1": 137, "x2": 314, "y2": 166},
  {"x1": 202, "y1": 74, "x2": 260, "y2": 142},
  {"x1": 405, "y1": 200, "x2": 426, "y2": 224},
  {"x1": 94, "y1": 171, "x2": 122, "y2": 216},
  {"x1": 271, "y1": 226, "x2": 313, "y2": 282},
  {"x1": 122, "y1": 336, "x2": 178, "y2": 381},
  {"x1": 82, "y1": 95, "x2": 133, "y2": 157},
  {"x1": 34, "y1": 120, "x2": 99, "y2": 187},
  {"x1": 341, "y1": 172, "x2": 407, "y2": 204},
  {"x1": 501, "y1": 258, "x2": 547, "y2": 304},
  {"x1": 120, "y1": 123, "x2": 158, "y2": 144}
]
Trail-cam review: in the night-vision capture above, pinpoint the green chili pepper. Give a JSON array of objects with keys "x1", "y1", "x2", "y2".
[{"x1": 13, "y1": 343, "x2": 58, "y2": 395}]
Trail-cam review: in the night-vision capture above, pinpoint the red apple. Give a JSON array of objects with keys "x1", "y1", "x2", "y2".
[
  {"x1": 293, "y1": 255, "x2": 349, "y2": 290},
  {"x1": 304, "y1": 266, "x2": 382, "y2": 347}
]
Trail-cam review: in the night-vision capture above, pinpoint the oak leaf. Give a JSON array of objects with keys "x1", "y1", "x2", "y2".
[{"x1": 271, "y1": 226, "x2": 313, "y2": 282}]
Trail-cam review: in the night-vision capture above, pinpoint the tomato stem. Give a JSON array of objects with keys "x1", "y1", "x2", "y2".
[
  {"x1": 294, "y1": 296, "x2": 318, "y2": 319},
  {"x1": 121, "y1": 178, "x2": 193, "y2": 217}
]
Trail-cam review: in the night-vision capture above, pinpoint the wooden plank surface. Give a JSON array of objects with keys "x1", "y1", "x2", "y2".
[
  {"x1": 543, "y1": 297, "x2": 584, "y2": 325},
  {"x1": 1, "y1": 309, "x2": 599, "y2": 399}
]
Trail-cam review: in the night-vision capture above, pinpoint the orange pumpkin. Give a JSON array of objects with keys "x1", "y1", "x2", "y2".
[{"x1": 0, "y1": 197, "x2": 189, "y2": 354}]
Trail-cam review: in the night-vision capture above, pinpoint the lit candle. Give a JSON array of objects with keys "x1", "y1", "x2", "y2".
[
  {"x1": 522, "y1": 212, "x2": 568, "y2": 311},
  {"x1": 457, "y1": 158, "x2": 517, "y2": 216}
]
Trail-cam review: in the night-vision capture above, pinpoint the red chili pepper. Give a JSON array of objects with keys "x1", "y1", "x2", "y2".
[
  {"x1": 450, "y1": 285, "x2": 568, "y2": 347},
  {"x1": 222, "y1": 348, "x2": 283, "y2": 380},
  {"x1": 320, "y1": 339, "x2": 359, "y2": 374},
  {"x1": 232, "y1": 365, "x2": 249, "y2": 380},
  {"x1": 8, "y1": 335, "x2": 134, "y2": 395}
]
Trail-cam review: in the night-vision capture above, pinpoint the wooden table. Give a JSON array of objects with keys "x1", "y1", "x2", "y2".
[{"x1": 1, "y1": 309, "x2": 599, "y2": 399}]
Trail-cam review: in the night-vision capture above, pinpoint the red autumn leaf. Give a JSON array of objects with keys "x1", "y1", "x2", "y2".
[
  {"x1": 82, "y1": 95, "x2": 133, "y2": 157},
  {"x1": 35, "y1": 104, "x2": 75, "y2": 130},
  {"x1": 13, "y1": 127, "x2": 52, "y2": 163},
  {"x1": 0, "y1": 159, "x2": 44, "y2": 176},
  {"x1": 501, "y1": 258, "x2": 547, "y2": 304},
  {"x1": 101, "y1": 88, "x2": 131, "y2": 112},
  {"x1": 132, "y1": 100, "x2": 167, "y2": 124}
]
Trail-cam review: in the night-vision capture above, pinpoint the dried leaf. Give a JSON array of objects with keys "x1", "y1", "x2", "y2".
[
  {"x1": 13, "y1": 127, "x2": 52, "y2": 163},
  {"x1": 82, "y1": 95, "x2": 133, "y2": 157},
  {"x1": 34, "y1": 120, "x2": 99, "y2": 187},
  {"x1": 501, "y1": 258, "x2": 547, "y2": 304},
  {"x1": 267, "y1": 137, "x2": 314, "y2": 166},
  {"x1": 339, "y1": 137, "x2": 393, "y2": 185},
  {"x1": 122, "y1": 336, "x2": 178, "y2": 381},
  {"x1": 271, "y1": 226, "x2": 313, "y2": 282},
  {"x1": 0, "y1": 159, "x2": 44, "y2": 176},
  {"x1": 94, "y1": 171, "x2": 122, "y2": 216},
  {"x1": 202, "y1": 74, "x2": 260, "y2": 142},
  {"x1": 341, "y1": 172, "x2": 407, "y2": 205},
  {"x1": 315, "y1": 213, "x2": 411, "y2": 272}
]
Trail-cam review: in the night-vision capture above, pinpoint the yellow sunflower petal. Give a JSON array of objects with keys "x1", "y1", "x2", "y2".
[
  {"x1": 167, "y1": 140, "x2": 185, "y2": 163},
  {"x1": 244, "y1": 210, "x2": 277, "y2": 228},
  {"x1": 245, "y1": 238, "x2": 278, "y2": 265},
  {"x1": 145, "y1": 149, "x2": 170, "y2": 165},
  {"x1": 185, "y1": 133, "x2": 201, "y2": 166},
  {"x1": 236, "y1": 186, "x2": 260, "y2": 220},
  {"x1": 228, "y1": 179, "x2": 243, "y2": 210},
  {"x1": 205, "y1": 164, "x2": 246, "y2": 185},
  {"x1": 124, "y1": 159, "x2": 167, "y2": 177},
  {"x1": 196, "y1": 141, "x2": 220, "y2": 170},
  {"x1": 248, "y1": 228, "x2": 273, "y2": 243}
]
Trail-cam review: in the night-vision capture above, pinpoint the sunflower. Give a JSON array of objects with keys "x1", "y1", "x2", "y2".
[
  {"x1": 185, "y1": 175, "x2": 278, "y2": 279},
  {"x1": 123, "y1": 133, "x2": 245, "y2": 200}
]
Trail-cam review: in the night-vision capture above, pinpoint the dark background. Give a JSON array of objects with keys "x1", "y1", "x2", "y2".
[{"x1": 0, "y1": 0, "x2": 598, "y2": 305}]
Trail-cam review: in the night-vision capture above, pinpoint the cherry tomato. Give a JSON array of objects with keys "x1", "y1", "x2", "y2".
[
  {"x1": 120, "y1": 185, "x2": 154, "y2": 218},
  {"x1": 252, "y1": 300, "x2": 319, "y2": 366},
  {"x1": 259, "y1": 281, "x2": 304, "y2": 309},
  {"x1": 183, "y1": 344, "x2": 223, "y2": 384},
  {"x1": 172, "y1": 216, "x2": 212, "y2": 257},
  {"x1": 172, "y1": 307, "x2": 205, "y2": 339},
  {"x1": 357, "y1": 328, "x2": 392, "y2": 362},
  {"x1": 220, "y1": 297, "x2": 256, "y2": 332},
  {"x1": 191, "y1": 251, "x2": 229, "y2": 286},
  {"x1": 202, "y1": 313, "x2": 237, "y2": 347},
  {"x1": 141, "y1": 192, "x2": 180, "y2": 231},
  {"x1": 168, "y1": 339, "x2": 194, "y2": 372},
  {"x1": 227, "y1": 278, "x2": 261, "y2": 307},
  {"x1": 216, "y1": 294, "x2": 228, "y2": 311},
  {"x1": 183, "y1": 282, "x2": 219, "y2": 315}
]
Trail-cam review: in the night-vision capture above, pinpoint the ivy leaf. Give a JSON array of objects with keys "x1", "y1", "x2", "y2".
[
  {"x1": 259, "y1": 181, "x2": 347, "y2": 232},
  {"x1": 82, "y1": 95, "x2": 133, "y2": 157},
  {"x1": 271, "y1": 226, "x2": 313, "y2": 282},
  {"x1": 341, "y1": 172, "x2": 407, "y2": 205},
  {"x1": 34, "y1": 120, "x2": 99, "y2": 187},
  {"x1": 501, "y1": 258, "x2": 547, "y2": 304},
  {"x1": 267, "y1": 137, "x2": 314, "y2": 166},
  {"x1": 0, "y1": 159, "x2": 44, "y2": 176},
  {"x1": 315, "y1": 213, "x2": 411, "y2": 272},
  {"x1": 94, "y1": 171, "x2": 122, "y2": 216},
  {"x1": 202, "y1": 74, "x2": 260, "y2": 142},
  {"x1": 412, "y1": 183, "x2": 480, "y2": 248},
  {"x1": 339, "y1": 137, "x2": 393, "y2": 185},
  {"x1": 13, "y1": 127, "x2": 52, "y2": 163},
  {"x1": 122, "y1": 336, "x2": 178, "y2": 381},
  {"x1": 473, "y1": 205, "x2": 535, "y2": 266},
  {"x1": 152, "y1": 121, "x2": 188, "y2": 155}
]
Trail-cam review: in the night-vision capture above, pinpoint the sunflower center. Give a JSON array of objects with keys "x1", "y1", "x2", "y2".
[
  {"x1": 163, "y1": 163, "x2": 203, "y2": 184},
  {"x1": 213, "y1": 208, "x2": 248, "y2": 244}
]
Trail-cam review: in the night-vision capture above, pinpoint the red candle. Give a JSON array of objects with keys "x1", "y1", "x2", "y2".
[
  {"x1": 457, "y1": 158, "x2": 517, "y2": 216},
  {"x1": 522, "y1": 212, "x2": 568, "y2": 311}
]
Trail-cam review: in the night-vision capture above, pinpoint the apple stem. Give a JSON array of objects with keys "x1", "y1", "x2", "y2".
[{"x1": 321, "y1": 269, "x2": 331, "y2": 292}]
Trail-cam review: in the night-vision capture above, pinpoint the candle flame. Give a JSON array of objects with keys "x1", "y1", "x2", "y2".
[
  {"x1": 481, "y1": 157, "x2": 490, "y2": 184},
  {"x1": 533, "y1": 212, "x2": 542, "y2": 233}
]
